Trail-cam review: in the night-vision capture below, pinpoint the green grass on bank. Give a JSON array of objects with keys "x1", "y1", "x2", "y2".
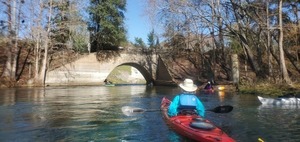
[
  {"x1": 106, "y1": 65, "x2": 146, "y2": 84},
  {"x1": 239, "y1": 82, "x2": 300, "y2": 96}
]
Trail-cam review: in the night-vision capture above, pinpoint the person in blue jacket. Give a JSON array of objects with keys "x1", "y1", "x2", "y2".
[{"x1": 168, "y1": 79, "x2": 205, "y2": 117}]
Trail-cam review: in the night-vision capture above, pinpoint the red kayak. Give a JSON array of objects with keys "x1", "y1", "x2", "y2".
[
  {"x1": 204, "y1": 88, "x2": 214, "y2": 93},
  {"x1": 160, "y1": 97, "x2": 235, "y2": 142}
]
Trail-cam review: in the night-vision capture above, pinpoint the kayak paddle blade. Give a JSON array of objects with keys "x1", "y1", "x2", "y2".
[
  {"x1": 121, "y1": 106, "x2": 145, "y2": 116},
  {"x1": 208, "y1": 105, "x2": 233, "y2": 113}
]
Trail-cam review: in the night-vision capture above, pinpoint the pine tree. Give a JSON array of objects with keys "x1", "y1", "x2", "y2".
[{"x1": 88, "y1": 0, "x2": 127, "y2": 51}]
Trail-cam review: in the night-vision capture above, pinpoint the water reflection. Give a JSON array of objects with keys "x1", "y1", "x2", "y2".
[
  {"x1": 258, "y1": 104, "x2": 300, "y2": 110},
  {"x1": 0, "y1": 88, "x2": 47, "y2": 135},
  {"x1": 0, "y1": 86, "x2": 157, "y2": 142},
  {"x1": 1, "y1": 89, "x2": 16, "y2": 106},
  {"x1": 257, "y1": 104, "x2": 300, "y2": 142},
  {"x1": 0, "y1": 88, "x2": 47, "y2": 105},
  {"x1": 218, "y1": 91, "x2": 226, "y2": 102},
  {"x1": 0, "y1": 86, "x2": 300, "y2": 142}
]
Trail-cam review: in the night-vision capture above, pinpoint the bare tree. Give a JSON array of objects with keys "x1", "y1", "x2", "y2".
[
  {"x1": 266, "y1": 0, "x2": 273, "y2": 80},
  {"x1": 278, "y1": 0, "x2": 291, "y2": 84},
  {"x1": 27, "y1": 0, "x2": 53, "y2": 85},
  {"x1": 1, "y1": 0, "x2": 27, "y2": 84},
  {"x1": 1, "y1": 0, "x2": 17, "y2": 81}
]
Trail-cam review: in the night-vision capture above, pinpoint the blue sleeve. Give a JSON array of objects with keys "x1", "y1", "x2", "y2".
[
  {"x1": 196, "y1": 98, "x2": 205, "y2": 117},
  {"x1": 168, "y1": 95, "x2": 180, "y2": 117}
]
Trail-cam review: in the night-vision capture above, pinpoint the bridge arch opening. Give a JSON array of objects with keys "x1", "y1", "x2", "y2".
[{"x1": 105, "y1": 63, "x2": 153, "y2": 85}]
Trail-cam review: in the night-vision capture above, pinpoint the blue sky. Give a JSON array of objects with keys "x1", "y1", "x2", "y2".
[
  {"x1": 125, "y1": 0, "x2": 151, "y2": 43},
  {"x1": 0, "y1": 0, "x2": 154, "y2": 43}
]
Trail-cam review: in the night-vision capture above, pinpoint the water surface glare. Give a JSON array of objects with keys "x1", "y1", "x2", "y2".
[{"x1": 0, "y1": 86, "x2": 299, "y2": 142}]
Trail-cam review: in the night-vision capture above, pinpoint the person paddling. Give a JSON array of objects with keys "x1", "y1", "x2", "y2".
[
  {"x1": 168, "y1": 79, "x2": 205, "y2": 117},
  {"x1": 204, "y1": 81, "x2": 213, "y2": 90}
]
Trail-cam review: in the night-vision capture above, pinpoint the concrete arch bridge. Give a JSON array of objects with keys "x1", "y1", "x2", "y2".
[{"x1": 45, "y1": 50, "x2": 175, "y2": 86}]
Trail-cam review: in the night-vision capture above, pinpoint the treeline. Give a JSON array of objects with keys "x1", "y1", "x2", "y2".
[
  {"x1": 146, "y1": 0, "x2": 300, "y2": 85},
  {"x1": 0, "y1": 0, "x2": 299, "y2": 87}
]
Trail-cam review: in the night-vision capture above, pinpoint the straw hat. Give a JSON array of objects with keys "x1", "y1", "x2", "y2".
[{"x1": 179, "y1": 79, "x2": 197, "y2": 92}]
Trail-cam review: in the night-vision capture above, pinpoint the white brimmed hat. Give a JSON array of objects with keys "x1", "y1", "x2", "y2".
[{"x1": 179, "y1": 79, "x2": 197, "y2": 92}]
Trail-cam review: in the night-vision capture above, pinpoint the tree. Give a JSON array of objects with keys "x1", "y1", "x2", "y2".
[
  {"x1": 147, "y1": 29, "x2": 160, "y2": 50},
  {"x1": 88, "y1": 0, "x2": 127, "y2": 51},
  {"x1": 133, "y1": 37, "x2": 146, "y2": 48},
  {"x1": 1, "y1": 0, "x2": 15, "y2": 80},
  {"x1": 0, "y1": 0, "x2": 90, "y2": 86},
  {"x1": 147, "y1": 29, "x2": 155, "y2": 48},
  {"x1": 144, "y1": 0, "x2": 299, "y2": 82},
  {"x1": 33, "y1": 0, "x2": 53, "y2": 85},
  {"x1": 51, "y1": 0, "x2": 71, "y2": 49},
  {"x1": 278, "y1": 0, "x2": 291, "y2": 84},
  {"x1": 1, "y1": 0, "x2": 25, "y2": 83}
]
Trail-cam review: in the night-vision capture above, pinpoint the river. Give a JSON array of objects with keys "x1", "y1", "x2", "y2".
[{"x1": 0, "y1": 85, "x2": 299, "y2": 142}]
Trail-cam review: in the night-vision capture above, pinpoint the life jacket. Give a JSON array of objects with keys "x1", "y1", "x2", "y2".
[{"x1": 178, "y1": 94, "x2": 197, "y2": 110}]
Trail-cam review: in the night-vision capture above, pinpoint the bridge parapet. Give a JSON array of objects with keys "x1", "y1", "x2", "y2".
[{"x1": 120, "y1": 48, "x2": 177, "y2": 54}]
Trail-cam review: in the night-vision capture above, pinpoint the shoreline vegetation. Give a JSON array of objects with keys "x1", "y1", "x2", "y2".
[
  {"x1": 1, "y1": 79, "x2": 300, "y2": 97},
  {"x1": 1, "y1": 52, "x2": 299, "y2": 97},
  {"x1": 238, "y1": 83, "x2": 300, "y2": 97}
]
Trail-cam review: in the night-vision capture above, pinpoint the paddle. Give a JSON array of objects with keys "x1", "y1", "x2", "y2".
[
  {"x1": 121, "y1": 105, "x2": 233, "y2": 116},
  {"x1": 121, "y1": 106, "x2": 157, "y2": 116}
]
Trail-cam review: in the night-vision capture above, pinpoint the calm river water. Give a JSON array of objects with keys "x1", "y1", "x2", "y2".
[{"x1": 0, "y1": 85, "x2": 299, "y2": 142}]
